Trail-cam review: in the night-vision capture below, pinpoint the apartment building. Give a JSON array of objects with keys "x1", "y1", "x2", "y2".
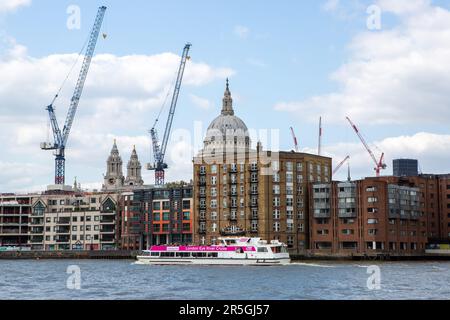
[
  {"x1": 0, "y1": 194, "x2": 31, "y2": 248},
  {"x1": 29, "y1": 191, "x2": 119, "y2": 250},
  {"x1": 119, "y1": 185, "x2": 193, "y2": 250},
  {"x1": 310, "y1": 177, "x2": 435, "y2": 256}
]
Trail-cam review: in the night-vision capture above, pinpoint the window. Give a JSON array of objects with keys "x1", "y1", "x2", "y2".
[
  {"x1": 368, "y1": 197, "x2": 378, "y2": 203},
  {"x1": 273, "y1": 185, "x2": 280, "y2": 195},
  {"x1": 210, "y1": 200, "x2": 217, "y2": 208},
  {"x1": 182, "y1": 200, "x2": 190, "y2": 210},
  {"x1": 273, "y1": 222, "x2": 280, "y2": 232},
  {"x1": 366, "y1": 186, "x2": 377, "y2": 192},
  {"x1": 273, "y1": 209, "x2": 280, "y2": 219},
  {"x1": 94, "y1": 225, "x2": 99, "y2": 231},
  {"x1": 286, "y1": 173, "x2": 293, "y2": 183},
  {"x1": 273, "y1": 173, "x2": 280, "y2": 183},
  {"x1": 211, "y1": 165, "x2": 217, "y2": 174},
  {"x1": 211, "y1": 176, "x2": 217, "y2": 185},
  {"x1": 153, "y1": 202, "x2": 161, "y2": 210},
  {"x1": 297, "y1": 162, "x2": 303, "y2": 171},
  {"x1": 273, "y1": 197, "x2": 280, "y2": 207},
  {"x1": 286, "y1": 162, "x2": 293, "y2": 172},
  {"x1": 368, "y1": 219, "x2": 378, "y2": 224}
]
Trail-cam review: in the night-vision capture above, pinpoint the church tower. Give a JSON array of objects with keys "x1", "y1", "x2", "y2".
[
  {"x1": 103, "y1": 140, "x2": 124, "y2": 190},
  {"x1": 125, "y1": 146, "x2": 144, "y2": 187}
]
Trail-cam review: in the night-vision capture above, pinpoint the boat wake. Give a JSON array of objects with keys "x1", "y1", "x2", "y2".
[{"x1": 289, "y1": 262, "x2": 337, "y2": 268}]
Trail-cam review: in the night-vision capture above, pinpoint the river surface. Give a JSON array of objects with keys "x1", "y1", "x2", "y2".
[{"x1": 0, "y1": 260, "x2": 449, "y2": 300}]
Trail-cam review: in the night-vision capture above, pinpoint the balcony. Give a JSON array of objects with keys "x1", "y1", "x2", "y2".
[
  {"x1": 56, "y1": 218, "x2": 71, "y2": 225},
  {"x1": 101, "y1": 218, "x2": 115, "y2": 224},
  {"x1": 100, "y1": 226, "x2": 115, "y2": 233},
  {"x1": 220, "y1": 226, "x2": 246, "y2": 236},
  {"x1": 56, "y1": 227, "x2": 71, "y2": 234}
]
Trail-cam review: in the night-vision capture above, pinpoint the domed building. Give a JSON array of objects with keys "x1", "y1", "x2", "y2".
[
  {"x1": 203, "y1": 79, "x2": 251, "y2": 153},
  {"x1": 193, "y1": 80, "x2": 333, "y2": 254}
]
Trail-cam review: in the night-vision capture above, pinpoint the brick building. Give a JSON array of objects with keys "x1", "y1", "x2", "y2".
[
  {"x1": 193, "y1": 81, "x2": 331, "y2": 254},
  {"x1": 309, "y1": 174, "x2": 450, "y2": 256},
  {"x1": 119, "y1": 184, "x2": 193, "y2": 250}
]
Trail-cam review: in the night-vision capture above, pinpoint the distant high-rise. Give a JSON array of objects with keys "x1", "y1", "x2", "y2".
[{"x1": 393, "y1": 159, "x2": 418, "y2": 177}]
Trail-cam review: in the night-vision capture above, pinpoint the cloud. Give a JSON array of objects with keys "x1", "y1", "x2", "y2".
[
  {"x1": 320, "y1": 132, "x2": 450, "y2": 180},
  {"x1": 277, "y1": 1, "x2": 450, "y2": 126},
  {"x1": 234, "y1": 25, "x2": 250, "y2": 39},
  {"x1": 322, "y1": 0, "x2": 340, "y2": 12},
  {"x1": 0, "y1": 41, "x2": 235, "y2": 192},
  {"x1": 189, "y1": 94, "x2": 213, "y2": 110},
  {"x1": 0, "y1": 0, "x2": 31, "y2": 13}
]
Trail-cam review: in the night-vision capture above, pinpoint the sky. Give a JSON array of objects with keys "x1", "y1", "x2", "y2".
[{"x1": 0, "y1": 0, "x2": 450, "y2": 193}]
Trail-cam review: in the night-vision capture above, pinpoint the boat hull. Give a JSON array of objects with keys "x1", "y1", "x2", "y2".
[{"x1": 136, "y1": 256, "x2": 291, "y2": 266}]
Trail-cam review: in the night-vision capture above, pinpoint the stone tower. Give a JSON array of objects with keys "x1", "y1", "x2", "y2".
[
  {"x1": 125, "y1": 146, "x2": 144, "y2": 187},
  {"x1": 103, "y1": 140, "x2": 124, "y2": 190}
]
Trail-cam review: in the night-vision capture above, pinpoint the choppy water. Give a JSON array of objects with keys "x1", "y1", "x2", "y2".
[{"x1": 0, "y1": 260, "x2": 449, "y2": 300}]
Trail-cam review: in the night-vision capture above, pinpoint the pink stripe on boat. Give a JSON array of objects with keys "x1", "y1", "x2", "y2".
[{"x1": 149, "y1": 246, "x2": 256, "y2": 252}]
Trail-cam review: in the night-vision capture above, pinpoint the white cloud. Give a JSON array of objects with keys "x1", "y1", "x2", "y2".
[
  {"x1": 279, "y1": 1, "x2": 450, "y2": 125},
  {"x1": 234, "y1": 25, "x2": 250, "y2": 39},
  {"x1": 0, "y1": 0, "x2": 30, "y2": 13},
  {"x1": 189, "y1": 94, "x2": 212, "y2": 110},
  {"x1": 0, "y1": 41, "x2": 235, "y2": 192}
]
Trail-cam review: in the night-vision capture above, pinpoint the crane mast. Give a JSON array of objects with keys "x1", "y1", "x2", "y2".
[
  {"x1": 148, "y1": 43, "x2": 192, "y2": 186},
  {"x1": 290, "y1": 127, "x2": 299, "y2": 152},
  {"x1": 41, "y1": 6, "x2": 106, "y2": 185},
  {"x1": 345, "y1": 116, "x2": 386, "y2": 177}
]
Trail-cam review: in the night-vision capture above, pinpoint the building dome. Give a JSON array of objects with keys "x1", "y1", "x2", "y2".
[{"x1": 203, "y1": 80, "x2": 250, "y2": 150}]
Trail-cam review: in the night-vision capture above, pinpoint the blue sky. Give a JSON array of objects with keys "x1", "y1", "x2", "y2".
[{"x1": 1, "y1": 0, "x2": 450, "y2": 192}]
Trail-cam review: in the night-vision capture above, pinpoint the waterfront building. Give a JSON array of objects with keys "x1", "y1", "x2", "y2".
[
  {"x1": 119, "y1": 184, "x2": 193, "y2": 250},
  {"x1": 309, "y1": 174, "x2": 450, "y2": 256},
  {"x1": 0, "y1": 194, "x2": 32, "y2": 248},
  {"x1": 193, "y1": 81, "x2": 332, "y2": 254},
  {"x1": 29, "y1": 191, "x2": 119, "y2": 250}
]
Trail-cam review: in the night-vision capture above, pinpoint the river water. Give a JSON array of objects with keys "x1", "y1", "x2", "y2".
[{"x1": 0, "y1": 260, "x2": 449, "y2": 300}]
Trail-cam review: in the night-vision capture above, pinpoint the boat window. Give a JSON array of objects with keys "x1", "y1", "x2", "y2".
[
  {"x1": 192, "y1": 252, "x2": 207, "y2": 258},
  {"x1": 207, "y1": 252, "x2": 218, "y2": 258},
  {"x1": 176, "y1": 252, "x2": 191, "y2": 258},
  {"x1": 272, "y1": 246, "x2": 286, "y2": 253},
  {"x1": 161, "y1": 252, "x2": 175, "y2": 257},
  {"x1": 225, "y1": 239, "x2": 236, "y2": 245},
  {"x1": 257, "y1": 247, "x2": 268, "y2": 253},
  {"x1": 150, "y1": 252, "x2": 160, "y2": 257}
]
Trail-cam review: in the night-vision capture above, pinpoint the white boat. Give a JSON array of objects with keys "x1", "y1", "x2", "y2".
[{"x1": 136, "y1": 237, "x2": 291, "y2": 266}]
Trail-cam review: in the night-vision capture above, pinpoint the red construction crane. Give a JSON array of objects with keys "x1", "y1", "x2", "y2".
[
  {"x1": 346, "y1": 116, "x2": 386, "y2": 177},
  {"x1": 290, "y1": 127, "x2": 299, "y2": 152},
  {"x1": 318, "y1": 116, "x2": 322, "y2": 156},
  {"x1": 333, "y1": 155, "x2": 350, "y2": 176}
]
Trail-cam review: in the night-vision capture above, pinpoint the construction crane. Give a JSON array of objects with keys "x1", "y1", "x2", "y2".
[
  {"x1": 148, "y1": 43, "x2": 192, "y2": 186},
  {"x1": 41, "y1": 6, "x2": 106, "y2": 185},
  {"x1": 290, "y1": 127, "x2": 299, "y2": 152},
  {"x1": 318, "y1": 116, "x2": 322, "y2": 156},
  {"x1": 332, "y1": 155, "x2": 350, "y2": 176},
  {"x1": 346, "y1": 116, "x2": 387, "y2": 177}
]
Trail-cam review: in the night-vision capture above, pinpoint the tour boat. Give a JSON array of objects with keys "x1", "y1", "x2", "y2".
[{"x1": 136, "y1": 237, "x2": 291, "y2": 266}]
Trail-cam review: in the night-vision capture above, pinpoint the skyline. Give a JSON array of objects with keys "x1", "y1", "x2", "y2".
[{"x1": 1, "y1": 0, "x2": 450, "y2": 192}]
